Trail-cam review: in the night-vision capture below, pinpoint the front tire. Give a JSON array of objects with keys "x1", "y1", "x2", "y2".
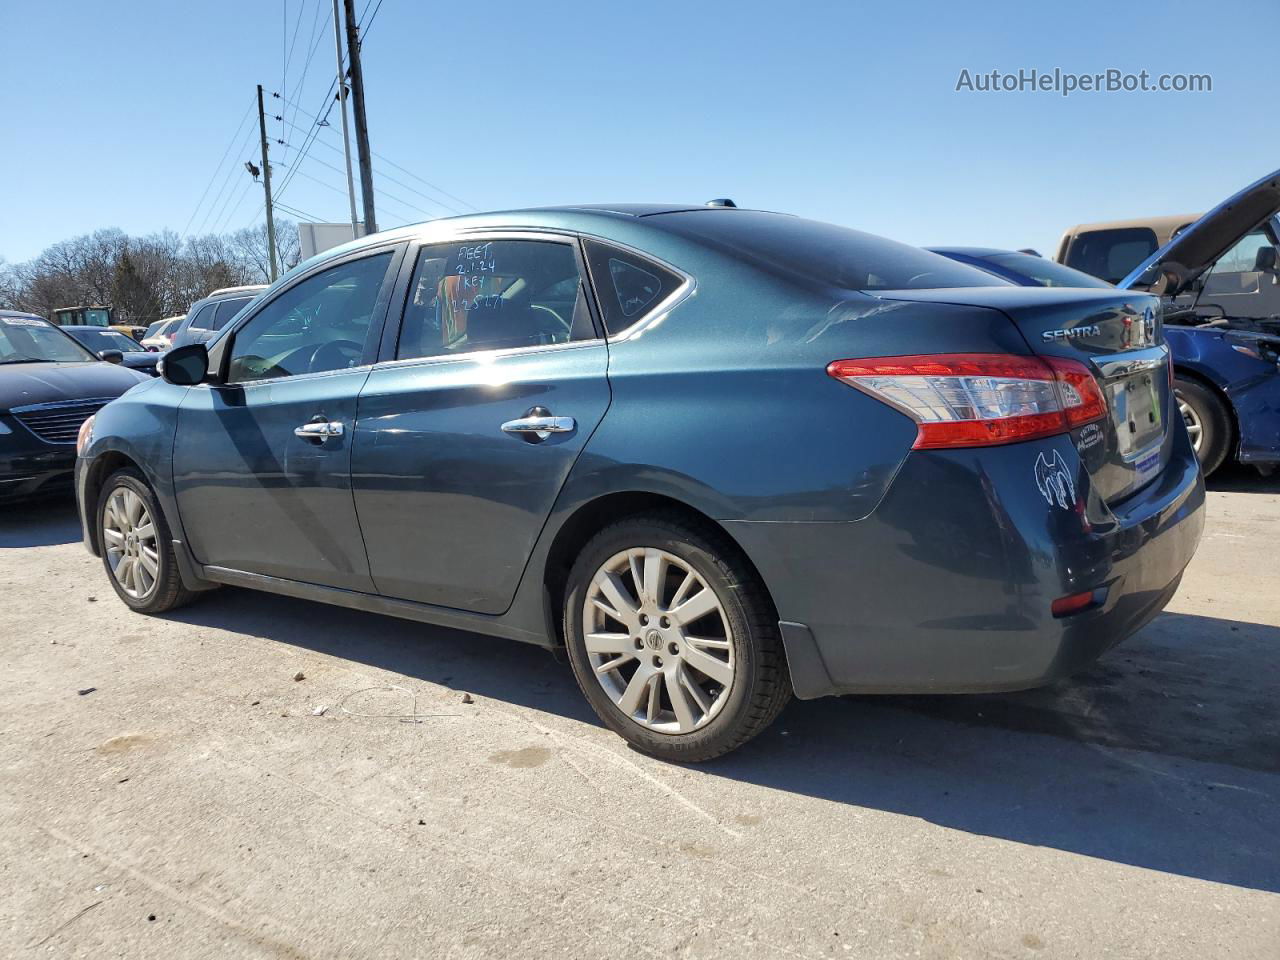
[
  {"x1": 1175, "y1": 377, "x2": 1231, "y2": 476},
  {"x1": 97, "y1": 469, "x2": 196, "y2": 614},
  {"x1": 563, "y1": 512, "x2": 791, "y2": 762}
]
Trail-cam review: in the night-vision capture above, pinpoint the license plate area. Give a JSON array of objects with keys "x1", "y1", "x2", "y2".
[{"x1": 1109, "y1": 370, "x2": 1164, "y2": 459}]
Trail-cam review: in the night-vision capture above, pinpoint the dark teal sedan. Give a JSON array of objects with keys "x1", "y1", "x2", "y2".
[{"x1": 74, "y1": 204, "x2": 1204, "y2": 760}]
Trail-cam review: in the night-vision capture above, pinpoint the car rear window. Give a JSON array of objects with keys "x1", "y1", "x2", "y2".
[
  {"x1": 1063, "y1": 227, "x2": 1159, "y2": 284},
  {"x1": 986, "y1": 252, "x2": 1113, "y2": 289},
  {"x1": 652, "y1": 210, "x2": 1001, "y2": 291}
]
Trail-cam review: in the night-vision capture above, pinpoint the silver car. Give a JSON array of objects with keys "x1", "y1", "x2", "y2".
[{"x1": 170, "y1": 285, "x2": 266, "y2": 348}]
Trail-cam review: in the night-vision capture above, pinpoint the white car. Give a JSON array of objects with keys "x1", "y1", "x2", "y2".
[{"x1": 139, "y1": 316, "x2": 183, "y2": 352}]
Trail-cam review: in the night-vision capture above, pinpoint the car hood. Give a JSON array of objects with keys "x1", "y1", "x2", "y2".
[
  {"x1": 0, "y1": 361, "x2": 147, "y2": 410},
  {"x1": 1120, "y1": 166, "x2": 1280, "y2": 296}
]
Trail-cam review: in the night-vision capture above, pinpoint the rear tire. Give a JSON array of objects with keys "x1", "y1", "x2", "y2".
[
  {"x1": 563, "y1": 512, "x2": 791, "y2": 762},
  {"x1": 1175, "y1": 377, "x2": 1230, "y2": 476},
  {"x1": 97, "y1": 469, "x2": 197, "y2": 614}
]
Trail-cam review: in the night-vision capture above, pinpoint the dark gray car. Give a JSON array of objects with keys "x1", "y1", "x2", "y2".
[
  {"x1": 60, "y1": 326, "x2": 161, "y2": 376},
  {"x1": 170, "y1": 285, "x2": 265, "y2": 348},
  {"x1": 73, "y1": 204, "x2": 1205, "y2": 761}
]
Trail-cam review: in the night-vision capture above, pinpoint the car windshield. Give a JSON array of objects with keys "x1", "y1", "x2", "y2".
[
  {"x1": 655, "y1": 210, "x2": 1005, "y2": 291},
  {"x1": 0, "y1": 316, "x2": 95, "y2": 363},
  {"x1": 986, "y1": 252, "x2": 1113, "y2": 289},
  {"x1": 69, "y1": 328, "x2": 140, "y2": 352}
]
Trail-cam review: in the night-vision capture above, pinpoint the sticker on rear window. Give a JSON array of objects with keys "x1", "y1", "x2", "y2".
[{"x1": 1035, "y1": 450, "x2": 1076, "y2": 510}]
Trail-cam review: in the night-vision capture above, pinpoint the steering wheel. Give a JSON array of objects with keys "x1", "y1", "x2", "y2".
[
  {"x1": 306, "y1": 339, "x2": 363, "y2": 373},
  {"x1": 530, "y1": 304, "x2": 572, "y2": 336}
]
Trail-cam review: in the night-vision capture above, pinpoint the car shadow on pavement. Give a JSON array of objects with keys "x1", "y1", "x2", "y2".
[
  {"x1": 169, "y1": 587, "x2": 1280, "y2": 895},
  {"x1": 714, "y1": 609, "x2": 1280, "y2": 895},
  {"x1": 1207, "y1": 462, "x2": 1280, "y2": 493},
  {"x1": 0, "y1": 497, "x2": 81, "y2": 548}
]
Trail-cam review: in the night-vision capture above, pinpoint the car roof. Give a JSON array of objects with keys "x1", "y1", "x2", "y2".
[
  {"x1": 1062, "y1": 213, "x2": 1201, "y2": 235},
  {"x1": 290, "y1": 204, "x2": 783, "y2": 269},
  {"x1": 188, "y1": 287, "x2": 267, "y2": 312},
  {"x1": 0, "y1": 310, "x2": 46, "y2": 320},
  {"x1": 207, "y1": 284, "x2": 268, "y2": 296},
  {"x1": 926, "y1": 246, "x2": 1023, "y2": 257}
]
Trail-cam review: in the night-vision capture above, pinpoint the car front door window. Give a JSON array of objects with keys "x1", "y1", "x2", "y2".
[{"x1": 227, "y1": 253, "x2": 392, "y2": 382}]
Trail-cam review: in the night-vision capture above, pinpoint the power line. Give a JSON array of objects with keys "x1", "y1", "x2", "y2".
[
  {"x1": 283, "y1": 0, "x2": 329, "y2": 162},
  {"x1": 193, "y1": 121, "x2": 260, "y2": 237},
  {"x1": 272, "y1": 0, "x2": 379, "y2": 199},
  {"x1": 211, "y1": 176, "x2": 258, "y2": 235},
  {"x1": 275, "y1": 117, "x2": 451, "y2": 217},
  {"x1": 273, "y1": 199, "x2": 327, "y2": 222},
  {"x1": 180, "y1": 95, "x2": 256, "y2": 237},
  {"x1": 362, "y1": 0, "x2": 385, "y2": 34},
  {"x1": 277, "y1": 93, "x2": 477, "y2": 214},
  {"x1": 280, "y1": 147, "x2": 438, "y2": 223},
  {"x1": 260, "y1": 0, "x2": 388, "y2": 226}
]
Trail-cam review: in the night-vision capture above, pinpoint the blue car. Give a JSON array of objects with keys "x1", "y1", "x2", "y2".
[
  {"x1": 931, "y1": 169, "x2": 1280, "y2": 476},
  {"x1": 74, "y1": 203, "x2": 1203, "y2": 760}
]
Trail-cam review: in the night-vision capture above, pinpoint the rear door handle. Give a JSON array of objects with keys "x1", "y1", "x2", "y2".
[
  {"x1": 294, "y1": 419, "x2": 344, "y2": 440},
  {"x1": 501, "y1": 408, "x2": 575, "y2": 442}
]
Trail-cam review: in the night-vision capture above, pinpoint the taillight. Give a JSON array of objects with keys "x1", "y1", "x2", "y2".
[{"x1": 827, "y1": 353, "x2": 1106, "y2": 449}]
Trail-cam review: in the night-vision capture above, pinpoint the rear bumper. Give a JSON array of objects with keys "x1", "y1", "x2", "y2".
[{"x1": 726, "y1": 429, "x2": 1205, "y2": 698}]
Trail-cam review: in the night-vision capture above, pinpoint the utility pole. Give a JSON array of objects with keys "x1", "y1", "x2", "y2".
[
  {"x1": 343, "y1": 0, "x2": 377, "y2": 234},
  {"x1": 332, "y1": 0, "x2": 360, "y2": 238},
  {"x1": 256, "y1": 84, "x2": 279, "y2": 282}
]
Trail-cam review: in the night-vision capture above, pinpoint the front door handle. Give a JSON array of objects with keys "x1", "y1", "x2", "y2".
[
  {"x1": 294, "y1": 419, "x2": 344, "y2": 440},
  {"x1": 501, "y1": 407, "x2": 575, "y2": 442}
]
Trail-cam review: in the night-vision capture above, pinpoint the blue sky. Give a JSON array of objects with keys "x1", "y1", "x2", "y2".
[{"x1": 1, "y1": 0, "x2": 1274, "y2": 264}]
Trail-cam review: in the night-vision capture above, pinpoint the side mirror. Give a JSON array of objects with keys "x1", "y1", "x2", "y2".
[
  {"x1": 160, "y1": 343, "x2": 210, "y2": 386},
  {"x1": 99, "y1": 349, "x2": 124, "y2": 364},
  {"x1": 1252, "y1": 246, "x2": 1279, "y2": 274}
]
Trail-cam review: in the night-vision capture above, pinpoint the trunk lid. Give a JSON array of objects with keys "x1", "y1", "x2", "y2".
[
  {"x1": 871, "y1": 286, "x2": 1171, "y2": 503},
  {"x1": 1120, "y1": 166, "x2": 1280, "y2": 296}
]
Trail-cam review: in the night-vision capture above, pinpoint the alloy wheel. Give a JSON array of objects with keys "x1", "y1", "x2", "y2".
[
  {"x1": 103, "y1": 487, "x2": 159, "y2": 600},
  {"x1": 582, "y1": 547, "x2": 735, "y2": 734},
  {"x1": 1177, "y1": 392, "x2": 1203, "y2": 452}
]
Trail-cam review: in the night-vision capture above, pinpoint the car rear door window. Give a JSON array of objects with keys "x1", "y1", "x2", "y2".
[
  {"x1": 226, "y1": 252, "x2": 392, "y2": 383},
  {"x1": 211, "y1": 296, "x2": 252, "y2": 331},
  {"x1": 582, "y1": 240, "x2": 684, "y2": 334},
  {"x1": 396, "y1": 239, "x2": 595, "y2": 360}
]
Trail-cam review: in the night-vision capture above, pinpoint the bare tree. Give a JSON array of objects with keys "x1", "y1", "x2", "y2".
[
  {"x1": 3, "y1": 219, "x2": 301, "y2": 319},
  {"x1": 228, "y1": 220, "x2": 302, "y2": 284}
]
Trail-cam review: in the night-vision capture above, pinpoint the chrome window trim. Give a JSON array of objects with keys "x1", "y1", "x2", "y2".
[
  {"x1": 209, "y1": 362, "x2": 377, "y2": 390},
  {"x1": 372, "y1": 337, "x2": 605, "y2": 374}
]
